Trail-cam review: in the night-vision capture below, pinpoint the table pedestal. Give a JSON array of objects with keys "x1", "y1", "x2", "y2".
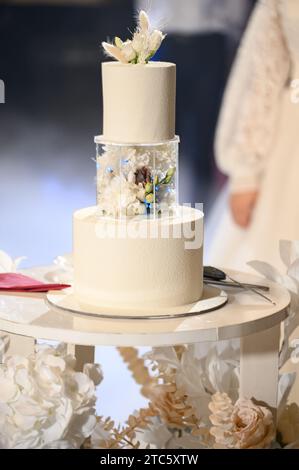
[
  {"x1": 240, "y1": 324, "x2": 280, "y2": 416},
  {"x1": 67, "y1": 344, "x2": 95, "y2": 371},
  {"x1": 6, "y1": 333, "x2": 35, "y2": 357}
]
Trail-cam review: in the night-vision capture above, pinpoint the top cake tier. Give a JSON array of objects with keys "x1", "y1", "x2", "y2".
[{"x1": 102, "y1": 61, "x2": 176, "y2": 144}]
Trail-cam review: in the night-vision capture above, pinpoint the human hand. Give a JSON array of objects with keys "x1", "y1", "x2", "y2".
[{"x1": 229, "y1": 191, "x2": 259, "y2": 228}]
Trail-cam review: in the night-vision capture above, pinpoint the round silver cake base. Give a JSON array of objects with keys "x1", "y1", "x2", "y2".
[{"x1": 46, "y1": 286, "x2": 228, "y2": 321}]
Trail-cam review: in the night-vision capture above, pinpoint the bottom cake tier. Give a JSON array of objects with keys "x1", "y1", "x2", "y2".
[{"x1": 73, "y1": 206, "x2": 204, "y2": 312}]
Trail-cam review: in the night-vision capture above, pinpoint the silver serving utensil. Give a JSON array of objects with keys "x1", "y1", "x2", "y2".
[
  {"x1": 203, "y1": 279, "x2": 270, "y2": 291},
  {"x1": 203, "y1": 266, "x2": 276, "y2": 305},
  {"x1": 226, "y1": 274, "x2": 276, "y2": 305}
]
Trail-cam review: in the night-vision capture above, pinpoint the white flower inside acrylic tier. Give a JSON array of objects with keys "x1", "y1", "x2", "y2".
[{"x1": 96, "y1": 140, "x2": 178, "y2": 218}]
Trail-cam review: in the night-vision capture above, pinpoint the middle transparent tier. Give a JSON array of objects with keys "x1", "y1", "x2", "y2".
[{"x1": 95, "y1": 136, "x2": 179, "y2": 219}]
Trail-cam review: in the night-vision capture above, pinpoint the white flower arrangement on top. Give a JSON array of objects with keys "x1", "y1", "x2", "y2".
[{"x1": 102, "y1": 10, "x2": 165, "y2": 65}]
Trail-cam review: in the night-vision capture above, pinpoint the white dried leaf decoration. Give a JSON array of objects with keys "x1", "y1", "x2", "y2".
[
  {"x1": 102, "y1": 42, "x2": 128, "y2": 64},
  {"x1": 248, "y1": 239, "x2": 299, "y2": 368},
  {"x1": 134, "y1": 416, "x2": 173, "y2": 449},
  {"x1": 277, "y1": 372, "x2": 296, "y2": 420},
  {"x1": 0, "y1": 250, "x2": 26, "y2": 273},
  {"x1": 102, "y1": 10, "x2": 165, "y2": 64},
  {"x1": 139, "y1": 10, "x2": 150, "y2": 32},
  {"x1": 279, "y1": 240, "x2": 299, "y2": 269}
]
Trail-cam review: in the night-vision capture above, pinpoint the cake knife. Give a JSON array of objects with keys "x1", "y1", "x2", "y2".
[
  {"x1": 203, "y1": 279, "x2": 270, "y2": 291},
  {"x1": 204, "y1": 266, "x2": 276, "y2": 305}
]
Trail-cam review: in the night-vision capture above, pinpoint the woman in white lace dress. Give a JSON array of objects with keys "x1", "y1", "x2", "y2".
[{"x1": 208, "y1": 0, "x2": 299, "y2": 272}]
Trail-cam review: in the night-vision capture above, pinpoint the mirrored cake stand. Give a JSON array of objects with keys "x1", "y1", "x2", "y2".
[
  {"x1": 0, "y1": 265, "x2": 290, "y2": 421},
  {"x1": 46, "y1": 284, "x2": 228, "y2": 321}
]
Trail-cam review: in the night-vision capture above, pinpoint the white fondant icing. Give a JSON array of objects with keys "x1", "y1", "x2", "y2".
[
  {"x1": 73, "y1": 206, "x2": 203, "y2": 311},
  {"x1": 102, "y1": 61, "x2": 176, "y2": 144}
]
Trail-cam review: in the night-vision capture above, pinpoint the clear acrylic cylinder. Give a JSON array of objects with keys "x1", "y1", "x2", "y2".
[{"x1": 95, "y1": 136, "x2": 179, "y2": 219}]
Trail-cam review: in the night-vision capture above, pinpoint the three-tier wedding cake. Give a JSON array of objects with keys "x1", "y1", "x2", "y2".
[{"x1": 73, "y1": 12, "x2": 204, "y2": 314}]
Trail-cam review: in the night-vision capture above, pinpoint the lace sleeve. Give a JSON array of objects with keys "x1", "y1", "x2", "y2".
[{"x1": 215, "y1": 0, "x2": 291, "y2": 193}]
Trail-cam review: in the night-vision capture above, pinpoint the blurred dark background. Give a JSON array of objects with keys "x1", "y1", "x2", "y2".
[
  {"x1": 0, "y1": 0, "x2": 256, "y2": 424},
  {"x1": 0, "y1": 0, "x2": 255, "y2": 266}
]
